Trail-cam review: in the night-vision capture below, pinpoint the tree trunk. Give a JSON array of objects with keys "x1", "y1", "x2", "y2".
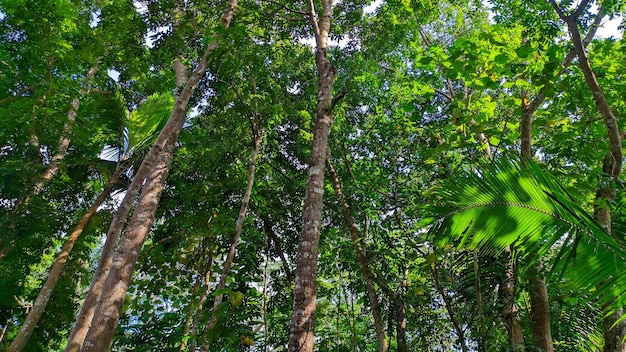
[
  {"x1": 517, "y1": 8, "x2": 606, "y2": 351},
  {"x1": 7, "y1": 168, "x2": 120, "y2": 352},
  {"x1": 66, "y1": 3, "x2": 238, "y2": 350},
  {"x1": 189, "y1": 255, "x2": 214, "y2": 352},
  {"x1": 200, "y1": 125, "x2": 263, "y2": 350},
  {"x1": 548, "y1": 2, "x2": 625, "y2": 350},
  {"x1": 326, "y1": 157, "x2": 388, "y2": 352},
  {"x1": 288, "y1": 0, "x2": 336, "y2": 351},
  {"x1": 79, "y1": 137, "x2": 175, "y2": 352},
  {"x1": 500, "y1": 247, "x2": 525, "y2": 350},
  {"x1": 432, "y1": 260, "x2": 469, "y2": 352},
  {"x1": 395, "y1": 306, "x2": 407, "y2": 352},
  {"x1": 521, "y1": 90, "x2": 554, "y2": 352},
  {"x1": 261, "y1": 215, "x2": 293, "y2": 282}
]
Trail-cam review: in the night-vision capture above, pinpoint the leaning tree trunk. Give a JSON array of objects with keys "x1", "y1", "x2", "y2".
[
  {"x1": 549, "y1": 1, "x2": 626, "y2": 350},
  {"x1": 288, "y1": 0, "x2": 337, "y2": 350},
  {"x1": 7, "y1": 167, "x2": 120, "y2": 352},
  {"x1": 326, "y1": 157, "x2": 388, "y2": 352},
  {"x1": 80, "y1": 137, "x2": 176, "y2": 351},
  {"x1": 66, "y1": 2, "x2": 238, "y2": 350}
]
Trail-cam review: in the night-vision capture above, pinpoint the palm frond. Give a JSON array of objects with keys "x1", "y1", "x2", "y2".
[
  {"x1": 126, "y1": 92, "x2": 174, "y2": 156},
  {"x1": 426, "y1": 157, "x2": 626, "y2": 316}
]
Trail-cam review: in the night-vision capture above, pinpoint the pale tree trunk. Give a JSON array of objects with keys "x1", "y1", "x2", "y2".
[
  {"x1": 549, "y1": 1, "x2": 625, "y2": 351},
  {"x1": 326, "y1": 157, "x2": 388, "y2": 352},
  {"x1": 17, "y1": 64, "x2": 100, "y2": 209},
  {"x1": 199, "y1": 123, "x2": 264, "y2": 350},
  {"x1": 7, "y1": 168, "x2": 121, "y2": 352},
  {"x1": 288, "y1": 1, "x2": 337, "y2": 350},
  {"x1": 0, "y1": 63, "x2": 100, "y2": 264},
  {"x1": 65, "y1": 2, "x2": 238, "y2": 350}
]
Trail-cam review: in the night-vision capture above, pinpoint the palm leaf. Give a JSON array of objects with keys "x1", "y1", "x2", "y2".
[
  {"x1": 426, "y1": 157, "x2": 626, "y2": 316},
  {"x1": 125, "y1": 92, "x2": 174, "y2": 156}
]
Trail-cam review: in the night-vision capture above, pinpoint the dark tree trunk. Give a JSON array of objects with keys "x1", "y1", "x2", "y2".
[{"x1": 548, "y1": 2, "x2": 625, "y2": 350}]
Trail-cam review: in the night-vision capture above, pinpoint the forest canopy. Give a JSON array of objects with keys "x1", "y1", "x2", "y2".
[{"x1": 1, "y1": 0, "x2": 626, "y2": 351}]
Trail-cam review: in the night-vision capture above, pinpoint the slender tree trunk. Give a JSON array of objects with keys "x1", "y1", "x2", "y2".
[
  {"x1": 0, "y1": 63, "x2": 100, "y2": 264},
  {"x1": 432, "y1": 260, "x2": 469, "y2": 352},
  {"x1": 200, "y1": 126, "x2": 264, "y2": 350},
  {"x1": 0, "y1": 318, "x2": 9, "y2": 344},
  {"x1": 326, "y1": 157, "x2": 388, "y2": 352},
  {"x1": 499, "y1": 247, "x2": 525, "y2": 350},
  {"x1": 189, "y1": 256, "x2": 214, "y2": 352},
  {"x1": 474, "y1": 249, "x2": 487, "y2": 352},
  {"x1": 179, "y1": 275, "x2": 203, "y2": 352},
  {"x1": 66, "y1": 3, "x2": 238, "y2": 350},
  {"x1": 396, "y1": 269, "x2": 408, "y2": 352},
  {"x1": 16, "y1": 64, "x2": 100, "y2": 209},
  {"x1": 548, "y1": 2, "x2": 625, "y2": 350},
  {"x1": 7, "y1": 168, "x2": 121, "y2": 352},
  {"x1": 288, "y1": 0, "x2": 337, "y2": 350}
]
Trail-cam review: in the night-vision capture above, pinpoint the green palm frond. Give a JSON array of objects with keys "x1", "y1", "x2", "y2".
[
  {"x1": 125, "y1": 92, "x2": 174, "y2": 156},
  {"x1": 426, "y1": 157, "x2": 626, "y2": 316}
]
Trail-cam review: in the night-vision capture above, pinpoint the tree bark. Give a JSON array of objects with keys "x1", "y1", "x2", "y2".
[
  {"x1": 66, "y1": 2, "x2": 238, "y2": 350},
  {"x1": 79, "y1": 137, "x2": 175, "y2": 352},
  {"x1": 500, "y1": 247, "x2": 525, "y2": 350},
  {"x1": 548, "y1": 2, "x2": 625, "y2": 350},
  {"x1": 288, "y1": 0, "x2": 336, "y2": 351},
  {"x1": 7, "y1": 168, "x2": 121, "y2": 352},
  {"x1": 326, "y1": 157, "x2": 388, "y2": 352},
  {"x1": 521, "y1": 91, "x2": 553, "y2": 352}
]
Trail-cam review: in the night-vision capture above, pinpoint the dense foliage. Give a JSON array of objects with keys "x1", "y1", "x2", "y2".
[{"x1": 1, "y1": 0, "x2": 626, "y2": 351}]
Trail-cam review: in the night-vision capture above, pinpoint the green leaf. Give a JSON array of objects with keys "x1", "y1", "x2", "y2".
[{"x1": 426, "y1": 157, "x2": 626, "y2": 317}]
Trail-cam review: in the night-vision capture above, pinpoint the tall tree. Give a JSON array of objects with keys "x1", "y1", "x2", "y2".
[{"x1": 288, "y1": 0, "x2": 338, "y2": 350}]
